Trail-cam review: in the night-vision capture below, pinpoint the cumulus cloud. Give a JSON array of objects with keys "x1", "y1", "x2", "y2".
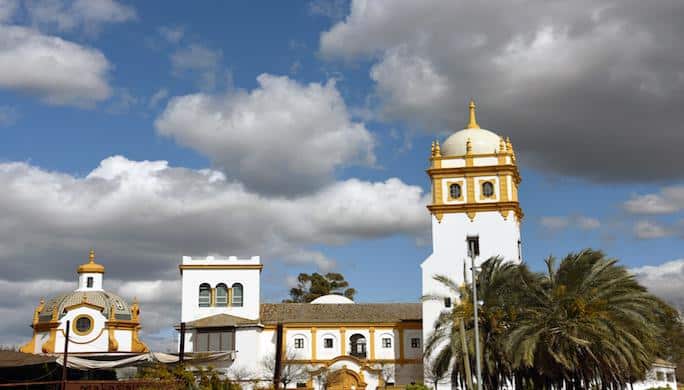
[
  {"x1": 320, "y1": 0, "x2": 684, "y2": 182},
  {"x1": 156, "y1": 74, "x2": 376, "y2": 195},
  {"x1": 633, "y1": 220, "x2": 673, "y2": 240},
  {"x1": 0, "y1": 155, "x2": 428, "y2": 346},
  {"x1": 624, "y1": 186, "x2": 684, "y2": 215},
  {"x1": 170, "y1": 43, "x2": 223, "y2": 89},
  {"x1": 631, "y1": 259, "x2": 684, "y2": 312},
  {"x1": 25, "y1": 0, "x2": 136, "y2": 35},
  {"x1": 539, "y1": 215, "x2": 600, "y2": 232},
  {"x1": 0, "y1": 0, "x2": 18, "y2": 22},
  {"x1": 0, "y1": 24, "x2": 111, "y2": 106}
]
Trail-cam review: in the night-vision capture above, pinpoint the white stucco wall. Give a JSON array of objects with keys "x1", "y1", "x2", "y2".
[
  {"x1": 180, "y1": 256, "x2": 261, "y2": 322},
  {"x1": 632, "y1": 366, "x2": 678, "y2": 390},
  {"x1": 76, "y1": 272, "x2": 104, "y2": 291},
  {"x1": 55, "y1": 306, "x2": 109, "y2": 353},
  {"x1": 316, "y1": 330, "x2": 342, "y2": 360},
  {"x1": 422, "y1": 209, "x2": 521, "y2": 390}
]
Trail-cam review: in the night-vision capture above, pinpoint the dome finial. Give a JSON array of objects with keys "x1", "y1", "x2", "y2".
[
  {"x1": 467, "y1": 100, "x2": 480, "y2": 129},
  {"x1": 78, "y1": 248, "x2": 105, "y2": 274}
]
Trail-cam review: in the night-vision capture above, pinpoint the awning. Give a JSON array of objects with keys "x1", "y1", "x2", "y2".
[{"x1": 55, "y1": 351, "x2": 235, "y2": 370}]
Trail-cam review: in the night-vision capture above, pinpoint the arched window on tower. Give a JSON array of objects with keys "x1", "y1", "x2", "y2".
[
  {"x1": 216, "y1": 283, "x2": 228, "y2": 307},
  {"x1": 199, "y1": 283, "x2": 211, "y2": 307},
  {"x1": 449, "y1": 183, "x2": 461, "y2": 199},
  {"x1": 482, "y1": 181, "x2": 494, "y2": 198},
  {"x1": 231, "y1": 283, "x2": 243, "y2": 307}
]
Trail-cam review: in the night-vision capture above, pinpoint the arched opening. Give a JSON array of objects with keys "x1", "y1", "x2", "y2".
[
  {"x1": 349, "y1": 333, "x2": 367, "y2": 359},
  {"x1": 449, "y1": 183, "x2": 461, "y2": 199},
  {"x1": 199, "y1": 283, "x2": 211, "y2": 307},
  {"x1": 216, "y1": 283, "x2": 228, "y2": 307},
  {"x1": 482, "y1": 181, "x2": 494, "y2": 197},
  {"x1": 231, "y1": 283, "x2": 243, "y2": 307}
]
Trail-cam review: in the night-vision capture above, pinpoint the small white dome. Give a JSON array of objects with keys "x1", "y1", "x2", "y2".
[
  {"x1": 441, "y1": 127, "x2": 502, "y2": 156},
  {"x1": 310, "y1": 294, "x2": 355, "y2": 304}
]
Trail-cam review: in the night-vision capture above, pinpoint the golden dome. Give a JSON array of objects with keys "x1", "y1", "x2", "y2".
[{"x1": 77, "y1": 249, "x2": 105, "y2": 274}]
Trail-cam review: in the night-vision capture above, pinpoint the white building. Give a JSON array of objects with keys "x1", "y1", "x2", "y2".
[
  {"x1": 421, "y1": 101, "x2": 522, "y2": 390},
  {"x1": 20, "y1": 250, "x2": 148, "y2": 354},
  {"x1": 179, "y1": 255, "x2": 423, "y2": 389},
  {"x1": 177, "y1": 102, "x2": 676, "y2": 390}
]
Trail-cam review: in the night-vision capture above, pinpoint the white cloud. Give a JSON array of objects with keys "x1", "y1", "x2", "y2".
[
  {"x1": 158, "y1": 25, "x2": 184, "y2": 44},
  {"x1": 170, "y1": 43, "x2": 223, "y2": 89},
  {"x1": 631, "y1": 259, "x2": 684, "y2": 312},
  {"x1": 539, "y1": 215, "x2": 600, "y2": 232},
  {"x1": 0, "y1": 0, "x2": 18, "y2": 22},
  {"x1": 370, "y1": 48, "x2": 450, "y2": 126},
  {"x1": 309, "y1": 0, "x2": 349, "y2": 21},
  {"x1": 25, "y1": 0, "x2": 136, "y2": 35},
  {"x1": 0, "y1": 105, "x2": 19, "y2": 126},
  {"x1": 0, "y1": 155, "x2": 427, "y2": 279},
  {"x1": 148, "y1": 88, "x2": 169, "y2": 108},
  {"x1": 0, "y1": 155, "x2": 429, "y2": 347},
  {"x1": 575, "y1": 216, "x2": 601, "y2": 230},
  {"x1": 633, "y1": 220, "x2": 673, "y2": 239},
  {"x1": 319, "y1": 0, "x2": 684, "y2": 182},
  {"x1": 0, "y1": 24, "x2": 111, "y2": 106},
  {"x1": 171, "y1": 44, "x2": 221, "y2": 71},
  {"x1": 539, "y1": 216, "x2": 570, "y2": 230},
  {"x1": 624, "y1": 186, "x2": 684, "y2": 215},
  {"x1": 156, "y1": 74, "x2": 376, "y2": 195}
]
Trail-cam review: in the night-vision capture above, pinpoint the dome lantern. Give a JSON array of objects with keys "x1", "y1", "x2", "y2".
[{"x1": 77, "y1": 249, "x2": 105, "y2": 274}]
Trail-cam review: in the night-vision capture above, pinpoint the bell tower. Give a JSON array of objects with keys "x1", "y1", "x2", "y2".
[{"x1": 421, "y1": 102, "x2": 523, "y2": 387}]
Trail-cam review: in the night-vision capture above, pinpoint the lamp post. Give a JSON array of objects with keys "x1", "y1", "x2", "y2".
[{"x1": 468, "y1": 244, "x2": 483, "y2": 390}]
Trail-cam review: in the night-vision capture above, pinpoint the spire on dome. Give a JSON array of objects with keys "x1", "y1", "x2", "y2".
[
  {"x1": 77, "y1": 248, "x2": 105, "y2": 274},
  {"x1": 466, "y1": 100, "x2": 480, "y2": 129}
]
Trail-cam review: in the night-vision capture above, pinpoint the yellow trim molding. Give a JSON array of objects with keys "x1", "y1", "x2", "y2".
[
  {"x1": 311, "y1": 327, "x2": 317, "y2": 360},
  {"x1": 340, "y1": 327, "x2": 346, "y2": 355},
  {"x1": 427, "y1": 202, "x2": 524, "y2": 222},
  {"x1": 42, "y1": 329, "x2": 57, "y2": 353},
  {"x1": 179, "y1": 264, "x2": 263, "y2": 273},
  {"x1": 108, "y1": 327, "x2": 119, "y2": 351}
]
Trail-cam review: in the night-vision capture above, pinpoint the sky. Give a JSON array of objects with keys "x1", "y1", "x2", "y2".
[{"x1": 0, "y1": 0, "x2": 683, "y2": 351}]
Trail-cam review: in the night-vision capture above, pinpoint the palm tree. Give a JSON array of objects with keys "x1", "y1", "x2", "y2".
[
  {"x1": 423, "y1": 257, "x2": 522, "y2": 389},
  {"x1": 507, "y1": 249, "x2": 665, "y2": 389}
]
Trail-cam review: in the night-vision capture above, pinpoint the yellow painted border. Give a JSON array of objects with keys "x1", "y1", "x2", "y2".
[
  {"x1": 478, "y1": 179, "x2": 496, "y2": 201},
  {"x1": 445, "y1": 180, "x2": 465, "y2": 201},
  {"x1": 72, "y1": 314, "x2": 95, "y2": 336}
]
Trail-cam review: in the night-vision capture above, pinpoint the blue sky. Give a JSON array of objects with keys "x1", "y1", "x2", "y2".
[{"x1": 1, "y1": 0, "x2": 683, "y2": 348}]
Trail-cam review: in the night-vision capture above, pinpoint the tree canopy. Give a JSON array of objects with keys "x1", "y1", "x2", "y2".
[
  {"x1": 283, "y1": 272, "x2": 356, "y2": 303},
  {"x1": 423, "y1": 249, "x2": 684, "y2": 390}
]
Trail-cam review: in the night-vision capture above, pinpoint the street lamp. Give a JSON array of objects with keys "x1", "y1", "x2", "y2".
[{"x1": 467, "y1": 238, "x2": 483, "y2": 390}]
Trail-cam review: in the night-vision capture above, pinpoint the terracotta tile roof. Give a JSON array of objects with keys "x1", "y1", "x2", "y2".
[
  {"x1": 259, "y1": 303, "x2": 422, "y2": 324},
  {"x1": 182, "y1": 313, "x2": 260, "y2": 329}
]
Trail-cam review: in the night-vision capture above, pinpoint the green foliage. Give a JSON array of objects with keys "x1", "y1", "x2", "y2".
[
  {"x1": 424, "y1": 249, "x2": 680, "y2": 390},
  {"x1": 405, "y1": 383, "x2": 430, "y2": 390},
  {"x1": 645, "y1": 387, "x2": 673, "y2": 390},
  {"x1": 136, "y1": 363, "x2": 241, "y2": 390},
  {"x1": 283, "y1": 272, "x2": 356, "y2": 303}
]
